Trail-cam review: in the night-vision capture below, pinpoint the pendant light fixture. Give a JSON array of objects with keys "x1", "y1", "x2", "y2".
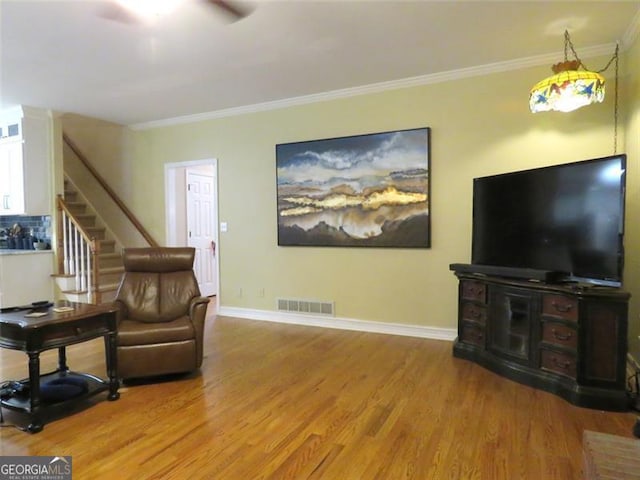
[{"x1": 529, "y1": 30, "x2": 619, "y2": 114}]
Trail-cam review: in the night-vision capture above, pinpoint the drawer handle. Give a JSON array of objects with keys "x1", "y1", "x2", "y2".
[
  {"x1": 552, "y1": 329, "x2": 572, "y2": 341},
  {"x1": 470, "y1": 309, "x2": 481, "y2": 318},
  {"x1": 551, "y1": 301, "x2": 573, "y2": 313},
  {"x1": 551, "y1": 356, "x2": 572, "y2": 370}
]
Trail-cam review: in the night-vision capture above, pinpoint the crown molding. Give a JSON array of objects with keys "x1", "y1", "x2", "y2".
[
  {"x1": 217, "y1": 306, "x2": 457, "y2": 342},
  {"x1": 130, "y1": 42, "x2": 620, "y2": 131}
]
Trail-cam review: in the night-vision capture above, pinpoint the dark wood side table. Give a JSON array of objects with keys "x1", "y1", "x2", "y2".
[{"x1": 0, "y1": 302, "x2": 119, "y2": 433}]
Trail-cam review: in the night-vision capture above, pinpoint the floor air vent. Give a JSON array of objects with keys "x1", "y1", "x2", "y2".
[{"x1": 277, "y1": 298, "x2": 335, "y2": 317}]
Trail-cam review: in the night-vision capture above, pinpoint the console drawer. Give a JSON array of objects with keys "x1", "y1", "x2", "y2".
[
  {"x1": 461, "y1": 281, "x2": 486, "y2": 304},
  {"x1": 541, "y1": 321, "x2": 578, "y2": 350},
  {"x1": 461, "y1": 322, "x2": 485, "y2": 347},
  {"x1": 461, "y1": 302, "x2": 487, "y2": 324},
  {"x1": 40, "y1": 317, "x2": 109, "y2": 346},
  {"x1": 543, "y1": 294, "x2": 578, "y2": 322},
  {"x1": 540, "y1": 348, "x2": 577, "y2": 378}
]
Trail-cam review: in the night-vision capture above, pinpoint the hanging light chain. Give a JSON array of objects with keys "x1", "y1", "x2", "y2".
[
  {"x1": 564, "y1": 30, "x2": 586, "y2": 69},
  {"x1": 564, "y1": 30, "x2": 620, "y2": 154},
  {"x1": 613, "y1": 43, "x2": 619, "y2": 154},
  {"x1": 598, "y1": 45, "x2": 619, "y2": 74},
  {"x1": 563, "y1": 30, "x2": 618, "y2": 74}
]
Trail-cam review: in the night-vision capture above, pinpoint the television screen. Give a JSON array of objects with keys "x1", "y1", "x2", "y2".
[{"x1": 472, "y1": 154, "x2": 626, "y2": 286}]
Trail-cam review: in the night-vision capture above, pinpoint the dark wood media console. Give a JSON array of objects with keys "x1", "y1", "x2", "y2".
[{"x1": 451, "y1": 269, "x2": 630, "y2": 411}]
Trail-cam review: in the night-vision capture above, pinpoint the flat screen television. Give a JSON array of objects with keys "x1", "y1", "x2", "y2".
[{"x1": 471, "y1": 154, "x2": 626, "y2": 287}]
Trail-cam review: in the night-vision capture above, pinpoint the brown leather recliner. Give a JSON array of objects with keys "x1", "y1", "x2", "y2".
[{"x1": 114, "y1": 247, "x2": 210, "y2": 380}]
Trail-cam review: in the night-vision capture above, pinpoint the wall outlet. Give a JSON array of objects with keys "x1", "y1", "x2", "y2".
[
  {"x1": 237, "y1": 287, "x2": 243, "y2": 298},
  {"x1": 258, "y1": 288, "x2": 265, "y2": 298}
]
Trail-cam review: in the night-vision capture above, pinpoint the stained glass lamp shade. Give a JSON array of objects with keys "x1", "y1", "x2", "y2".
[{"x1": 529, "y1": 60, "x2": 605, "y2": 113}]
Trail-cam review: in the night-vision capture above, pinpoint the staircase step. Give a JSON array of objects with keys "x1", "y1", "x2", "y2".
[
  {"x1": 97, "y1": 282, "x2": 121, "y2": 304},
  {"x1": 100, "y1": 266, "x2": 124, "y2": 274},
  {"x1": 84, "y1": 227, "x2": 106, "y2": 240},
  {"x1": 97, "y1": 240, "x2": 115, "y2": 254},
  {"x1": 61, "y1": 290, "x2": 89, "y2": 303},
  {"x1": 98, "y1": 282, "x2": 120, "y2": 293},
  {"x1": 64, "y1": 190, "x2": 78, "y2": 202},
  {"x1": 99, "y1": 266, "x2": 124, "y2": 285},
  {"x1": 52, "y1": 274, "x2": 76, "y2": 292},
  {"x1": 97, "y1": 252, "x2": 123, "y2": 269},
  {"x1": 74, "y1": 213, "x2": 96, "y2": 228},
  {"x1": 65, "y1": 202, "x2": 86, "y2": 214},
  {"x1": 61, "y1": 288, "x2": 88, "y2": 295},
  {"x1": 97, "y1": 288, "x2": 118, "y2": 304}
]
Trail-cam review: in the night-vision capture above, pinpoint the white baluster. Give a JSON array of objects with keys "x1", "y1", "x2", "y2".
[
  {"x1": 74, "y1": 226, "x2": 80, "y2": 288},
  {"x1": 79, "y1": 232, "x2": 86, "y2": 293},
  {"x1": 86, "y1": 242, "x2": 93, "y2": 303},
  {"x1": 66, "y1": 214, "x2": 74, "y2": 274},
  {"x1": 62, "y1": 211, "x2": 69, "y2": 275}
]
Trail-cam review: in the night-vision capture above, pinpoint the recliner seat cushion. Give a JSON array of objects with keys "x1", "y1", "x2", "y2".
[{"x1": 118, "y1": 316, "x2": 195, "y2": 346}]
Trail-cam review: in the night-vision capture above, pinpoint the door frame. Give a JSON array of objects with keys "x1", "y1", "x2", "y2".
[{"x1": 164, "y1": 158, "x2": 220, "y2": 302}]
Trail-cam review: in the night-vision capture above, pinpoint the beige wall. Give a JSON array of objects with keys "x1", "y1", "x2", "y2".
[{"x1": 116, "y1": 52, "x2": 630, "y2": 330}]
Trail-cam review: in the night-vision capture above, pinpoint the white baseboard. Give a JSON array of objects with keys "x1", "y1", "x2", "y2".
[{"x1": 217, "y1": 306, "x2": 457, "y2": 341}]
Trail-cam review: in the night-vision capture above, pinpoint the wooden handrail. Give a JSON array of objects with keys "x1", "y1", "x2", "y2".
[{"x1": 62, "y1": 132, "x2": 159, "y2": 247}]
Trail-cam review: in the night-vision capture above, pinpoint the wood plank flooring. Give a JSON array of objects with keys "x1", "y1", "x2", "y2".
[{"x1": 0, "y1": 305, "x2": 636, "y2": 479}]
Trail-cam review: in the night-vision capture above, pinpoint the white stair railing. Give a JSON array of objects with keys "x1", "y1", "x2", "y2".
[{"x1": 58, "y1": 197, "x2": 99, "y2": 304}]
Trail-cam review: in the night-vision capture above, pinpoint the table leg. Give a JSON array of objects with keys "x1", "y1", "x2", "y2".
[
  {"x1": 57, "y1": 346, "x2": 68, "y2": 372},
  {"x1": 104, "y1": 332, "x2": 120, "y2": 401},
  {"x1": 27, "y1": 351, "x2": 43, "y2": 433}
]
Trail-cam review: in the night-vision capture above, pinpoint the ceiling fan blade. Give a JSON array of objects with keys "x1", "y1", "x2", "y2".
[{"x1": 204, "y1": 0, "x2": 251, "y2": 21}]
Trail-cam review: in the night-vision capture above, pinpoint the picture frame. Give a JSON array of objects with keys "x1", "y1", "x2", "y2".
[{"x1": 276, "y1": 127, "x2": 431, "y2": 248}]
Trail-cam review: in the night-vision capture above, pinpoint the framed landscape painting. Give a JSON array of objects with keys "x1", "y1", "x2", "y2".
[{"x1": 276, "y1": 127, "x2": 431, "y2": 248}]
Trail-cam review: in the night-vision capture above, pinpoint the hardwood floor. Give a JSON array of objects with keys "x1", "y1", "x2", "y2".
[{"x1": 1, "y1": 305, "x2": 636, "y2": 479}]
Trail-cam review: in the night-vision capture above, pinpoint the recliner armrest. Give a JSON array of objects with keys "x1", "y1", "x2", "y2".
[
  {"x1": 189, "y1": 296, "x2": 209, "y2": 316},
  {"x1": 189, "y1": 296, "x2": 210, "y2": 368}
]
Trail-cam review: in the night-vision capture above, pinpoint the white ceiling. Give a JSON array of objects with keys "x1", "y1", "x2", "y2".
[{"x1": 1, "y1": 0, "x2": 639, "y2": 127}]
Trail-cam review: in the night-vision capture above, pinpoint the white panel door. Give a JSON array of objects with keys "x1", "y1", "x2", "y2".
[{"x1": 186, "y1": 171, "x2": 217, "y2": 296}]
